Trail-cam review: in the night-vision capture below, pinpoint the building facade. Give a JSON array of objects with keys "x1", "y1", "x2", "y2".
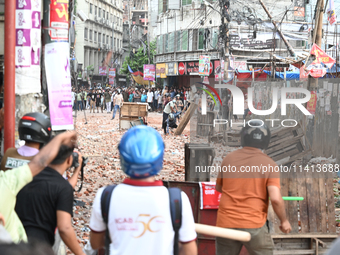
[
  {"x1": 151, "y1": 0, "x2": 322, "y2": 89},
  {"x1": 75, "y1": 0, "x2": 124, "y2": 85}
]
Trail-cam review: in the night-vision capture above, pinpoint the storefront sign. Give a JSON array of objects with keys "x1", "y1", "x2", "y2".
[
  {"x1": 178, "y1": 62, "x2": 186, "y2": 75},
  {"x1": 187, "y1": 61, "x2": 213, "y2": 76},
  {"x1": 15, "y1": 0, "x2": 42, "y2": 95},
  {"x1": 156, "y1": 63, "x2": 166, "y2": 78},
  {"x1": 45, "y1": 42, "x2": 73, "y2": 130},
  {"x1": 49, "y1": 0, "x2": 69, "y2": 41},
  {"x1": 143, "y1": 64, "x2": 155, "y2": 81},
  {"x1": 166, "y1": 62, "x2": 178, "y2": 76},
  {"x1": 230, "y1": 34, "x2": 276, "y2": 50}
]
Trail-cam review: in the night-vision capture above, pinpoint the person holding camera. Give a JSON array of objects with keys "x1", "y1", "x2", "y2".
[
  {"x1": 0, "y1": 131, "x2": 77, "y2": 244},
  {"x1": 15, "y1": 145, "x2": 85, "y2": 255}
]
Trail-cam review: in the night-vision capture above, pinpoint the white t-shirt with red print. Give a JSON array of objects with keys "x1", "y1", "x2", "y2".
[{"x1": 89, "y1": 179, "x2": 197, "y2": 255}]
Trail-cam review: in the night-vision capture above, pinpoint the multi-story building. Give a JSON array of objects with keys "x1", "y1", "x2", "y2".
[
  {"x1": 75, "y1": 0, "x2": 124, "y2": 85},
  {"x1": 151, "y1": 0, "x2": 327, "y2": 88}
]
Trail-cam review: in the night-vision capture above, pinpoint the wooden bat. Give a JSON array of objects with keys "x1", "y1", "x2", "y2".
[{"x1": 195, "y1": 223, "x2": 251, "y2": 242}]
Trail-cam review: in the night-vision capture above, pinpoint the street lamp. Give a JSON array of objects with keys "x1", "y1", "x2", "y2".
[{"x1": 203, "y1": 0, "x2": 222, "y2": 15}]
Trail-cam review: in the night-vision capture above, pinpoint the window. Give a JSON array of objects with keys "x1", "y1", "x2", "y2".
[
  {"x1": 182, "y1": 0, "x2": 192, "y2": 6},
  {"x1": 164, "y1": 34, "x2": 168, "y2": 52},
  {"x1": 111, "y1": 36, "x2": 113, "y2": 48},
  {"x1": 90, "y1": 4, "x2": 93, "y2": 14},
  {"x1": 192, "y1": 29, "x2": 198, "y2": 51},
  {"x1": 114, "y1": 38, "x2": 116, "y2": 48},
  {"x1": 106, "y1": 35, "x2": 109, "y2": 44},
  {"x1": 103, "y1": 34, "x2": 105, "y2": 44},
  {"x1": 212, "y1": 28, "x2": 218, "y2": 49},
  {"x1": 95, "y1": 6, "x2": 97, "y2": 15},
  {"x1": 181, "y1": 30, "x2": 188, "y2": 51},
  {"x1": 84, "y1": 28, "x2": 88, "y2": 39},
  {"x1": 111, "y1": 14, "x2": 113, "y2": 22},
  {"x1": 98, "y1": 33, "x2": 101, "y2": 43},
  {"x1": 98, "y1": 8, "x2": 101, "y2": 17},
  {"x1": 94, "y1": 31, "x2": 97, "y2": 42},
  {"x1": 176, "y1": 31, "x2": 181, "y2": 51},
  {"x1": 168, "y1": 32, "x2": 174, "y2": 52},
  {"x1": 158, "y1": 0, "x2": 168, "y2": 13},
  {"x1": 89, "y1": 29, "x2": 93, "y2": 41},
  {"x1": 107, "y1": 12, "x2": 109, "y2": 19},
  {"x1": 157, "y1": 35, "x2": 163, "y2": 54},
  {"x1": 198, "y1": 28, "x2": 204, "y2": 50}
]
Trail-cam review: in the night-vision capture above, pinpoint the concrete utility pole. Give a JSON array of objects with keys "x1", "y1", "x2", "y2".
[{"x1": 258, "y1": 0, "x2": 295, "y2": 57}]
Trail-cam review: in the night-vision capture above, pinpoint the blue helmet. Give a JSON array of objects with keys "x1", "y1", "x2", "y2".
[{"x1": 118, "y1": 126, "x2": 165, "y2": 179}]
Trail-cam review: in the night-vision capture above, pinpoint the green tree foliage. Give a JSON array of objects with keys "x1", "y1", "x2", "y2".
[{"x1": 120, "y1": 40, "x2": 156, "y2": 78}]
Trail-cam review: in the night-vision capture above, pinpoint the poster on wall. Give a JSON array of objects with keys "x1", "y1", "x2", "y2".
[
  {"x1": 49, "y1": 0, "x2": 69, "y2": 41},
  {"x1": 143, "y1": 64, "x2": 155, "y2": 81},
  {"x1": 99, "y1": 66, "x2": 107, "y2": 75},
  {"x1": 109, "y1": 68, "x2": 115, "y2": 85},
  {"x1": 15, "y1": 0, "x2": 42, "y2": 95},
  {"x1": 306, "y1": 91, "x2": 317, "y2": 115},
  {"x1": 199, "y1": 55, "x2": 211, "y2": 76},
  {"x1": 45, "y1": 42, "x2": 74, "y2": 130}
]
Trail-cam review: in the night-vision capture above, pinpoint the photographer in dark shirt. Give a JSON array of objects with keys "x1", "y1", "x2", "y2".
[{"x1": 15, "y1": 146, "x2": 85, "y2": 255}]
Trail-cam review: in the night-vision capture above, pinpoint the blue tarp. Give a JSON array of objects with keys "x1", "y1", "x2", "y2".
[{"x1": 263, "y1": 70, "x2": 300, "y2": 80}]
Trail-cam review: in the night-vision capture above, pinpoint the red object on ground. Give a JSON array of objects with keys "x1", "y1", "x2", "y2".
[{"x1": 4, "y1": 0, "x2": 16, "y2": 151}]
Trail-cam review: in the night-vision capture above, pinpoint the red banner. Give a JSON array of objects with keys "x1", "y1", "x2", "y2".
[
  {"x1": 310, "y1": 43, "x2": 336, "y2": 68},
  {"x1": 307, "y1": 91, "x2": 317, "y2": 115},
  {"x1": 199, "y1": 182, "x2": 221, "y2": 209},
  {"x1": 300, "y1": 66, "x2": 309, "y2": 80},
  {"x1": 49, "y1": 0, "x2": 69, "y2": 41}
]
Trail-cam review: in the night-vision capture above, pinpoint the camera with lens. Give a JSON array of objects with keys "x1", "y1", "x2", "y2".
[{"x1": 71, "y1": 152, "x2": 88, "y2": 191}]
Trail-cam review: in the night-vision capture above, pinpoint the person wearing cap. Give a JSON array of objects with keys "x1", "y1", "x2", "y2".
[
  {"x1": 215, "y1": 121, "x2": 291, "y2": 255},
  {"x1": 175, "y1": 94, "x2": 183, "y2": 112},
  {"x1": 89, "y1": 126, "x2": 197, "y2": 255}
]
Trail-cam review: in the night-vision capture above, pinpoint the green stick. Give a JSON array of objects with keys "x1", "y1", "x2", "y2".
[{"x1": 282, "y1": 197, "x2": 304, "y2": 201}]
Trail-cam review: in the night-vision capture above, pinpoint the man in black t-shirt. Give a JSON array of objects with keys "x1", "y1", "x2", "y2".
[
  {"x1": 95, "y1": 89, "x2": 102, "y2": 113},
  {"x1": 15, "y1": 146, "x2": 85, "y2": 255},
  {"x1": 88, "y1": 89, "x2": 96, "y2": 113}
]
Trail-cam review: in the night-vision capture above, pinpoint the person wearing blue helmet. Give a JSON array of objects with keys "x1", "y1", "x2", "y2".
[{"x1": 89, "y1": 126, "x2": 197, "y2": 255}]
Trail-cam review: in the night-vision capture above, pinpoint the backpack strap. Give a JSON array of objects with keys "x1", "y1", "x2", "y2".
[
  {"x1": 168, "y1": 187, "x2": 182, "y2": 255},
  {"x1": 100, "y1": 185, "x2": 117, "y2": 255}
]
